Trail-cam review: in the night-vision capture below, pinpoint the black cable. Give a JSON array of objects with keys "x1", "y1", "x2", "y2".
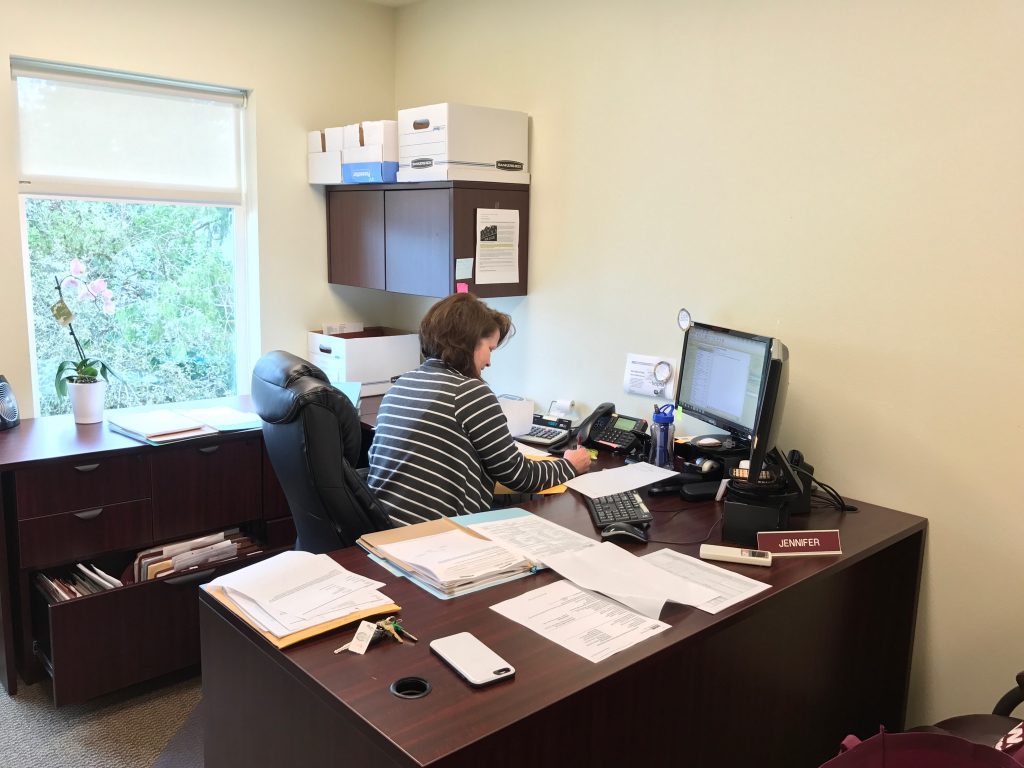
[
  {"x1": 646, "y1": 506, "x2": 722, "y2": 546},
  {"x1": 792, "y1": 466, "x2": 858, "y2": 512}
]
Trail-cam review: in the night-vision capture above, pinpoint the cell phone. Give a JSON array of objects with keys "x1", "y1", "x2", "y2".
[{"x1": 429, "y1": 632, "x2": 516, "y2": 687}]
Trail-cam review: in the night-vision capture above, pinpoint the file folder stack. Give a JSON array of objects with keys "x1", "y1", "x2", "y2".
[
  {"x1": 36, "y1": 563, "x2": 124, "y2": 602},
  {"x1": 357, "y1": 517, "x2": 536, "y2": 597},
  {"x1": 133, "y1": 529, "x2": 258, "y2": 582},
  {"x1": 204, "y1": 550, "x2": 401, "y2": 649}
]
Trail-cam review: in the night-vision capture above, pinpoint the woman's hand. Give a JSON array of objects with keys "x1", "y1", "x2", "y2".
[{"x1": 563, "y1": 445, "x2": 592, "y2": 474}]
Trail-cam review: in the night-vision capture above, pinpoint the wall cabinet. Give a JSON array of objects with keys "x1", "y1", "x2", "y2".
[{"x1": 327, "y1": 181, "x2": 529, "y2": 298}]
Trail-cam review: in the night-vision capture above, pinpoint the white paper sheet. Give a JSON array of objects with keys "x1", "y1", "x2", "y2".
[
  {"x1": 543, "y1": 542, "x2": 719, "y2": 619},
  {"x1": 475, "y1": 208, "x2": 520, "y2": 284},
  {"x1": 490, "y1": 579, "x2": 670, "y2": 662},
  {"x1": 376, "y1": 529, "x2": 527, "y2": 584},
  {"x1": 642, "y1": 549, "x2": 771, "y2": 614},
  {"x1": 562, "y1": 462, "x2": 678, "y2": 499},
  {"x1": 466, "y1": 513, "x2": 597, "y2": 568},
  {"x1": 209, "y1": 550, "x2": 385, "y2": 620},
  {"x1": 498, "y1": 396, "x2": 534, "y2": 437}
]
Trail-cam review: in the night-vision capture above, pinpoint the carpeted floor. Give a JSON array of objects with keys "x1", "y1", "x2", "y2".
[{"x1": 0, "y1": 673, "x2": 202, "y2": 768}]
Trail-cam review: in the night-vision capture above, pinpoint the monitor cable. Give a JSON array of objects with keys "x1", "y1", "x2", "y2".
[
  {"x1": 792, "y1": 466, "x2": 857, "y2": 512},
  {"x1": 646, "y1": 503, "x2": 722, "y2": 546}
]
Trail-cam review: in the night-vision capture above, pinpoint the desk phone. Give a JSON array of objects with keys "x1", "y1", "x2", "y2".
[{"x1": 583, "y1": 403, "x2": 648, "y2": 453}]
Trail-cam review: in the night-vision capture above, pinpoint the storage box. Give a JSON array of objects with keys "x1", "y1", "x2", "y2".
[
  {"x1": 306, "y1": 327, "x2": 420, "y2": 396},
  {"x1": 307, "y1": 151, "x2": 342, "y2": 184},
  {"x1": 342, "y1": 142, "x2": 399, "y2": 184},
  {"x1": 307, "y1": 130, "x2": 325, "y2": 153},
  {"x1": 324, "y1": 124, "x2": 361, "y2": 153},
  {"x1": 360, "y1": 120, "x2": 397, "y2": 148},
  {"x1": 397, "y1": 103, "x2": 530, "y2": 183}
]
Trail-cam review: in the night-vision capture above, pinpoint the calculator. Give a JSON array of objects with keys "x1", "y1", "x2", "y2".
[{"x1": 517, "y1": 414, "x2": 571, "y2": 447}]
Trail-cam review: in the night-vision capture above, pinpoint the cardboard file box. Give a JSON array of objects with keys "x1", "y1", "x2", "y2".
[
  {"x1": 342, "y1": 142, "x2": 399, "y2": 184},
  {"x1": 306, "y1": 327, "x2": 420, "y2": 396},
  {"x1": 396, "y1": 103, "x2": 530, "y2": 183},
  {"x1": 307, "y1": 150, "x2": 342, "y2": 185}
]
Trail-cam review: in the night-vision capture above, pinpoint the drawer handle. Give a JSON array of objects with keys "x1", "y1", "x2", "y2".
[
  {"x1": 198, "y1": 445, "x2": 220, "y2": 455},
  {"x1": 163, "y1": 568, "x2": 216, "y2": 586},
  {"x1": 74, "y1": 463, "x2": 100, "y2": 473},
  {"x1": 73, "y1": 508, "x2": 103, "y2": 520},
  {"x1": 318, "y1": 344, "x2": 332, "y2": 354}
]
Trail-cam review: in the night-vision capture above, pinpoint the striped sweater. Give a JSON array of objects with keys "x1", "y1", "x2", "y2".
[{"x1": 367, "y1": 359, "x2": 577, "y2": 524}]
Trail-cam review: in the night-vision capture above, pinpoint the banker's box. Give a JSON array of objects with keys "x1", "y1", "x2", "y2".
[
  {"x1": 342, "y1": 143, "x2": 398, "y2": 184},
  {"x1": 306, "y1": 327, "x2": 419, "y2": 396},
  {"x1": 396, "y1": 103, "x2": 530, "y2": 183},
  {"x1": 308, "y1": 150, "x2": 342, "y2": 184}
]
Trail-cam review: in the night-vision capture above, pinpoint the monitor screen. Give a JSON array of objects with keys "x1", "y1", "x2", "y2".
[{"x1": 675, "y1": 322, "x2": 773, "y2": 443}]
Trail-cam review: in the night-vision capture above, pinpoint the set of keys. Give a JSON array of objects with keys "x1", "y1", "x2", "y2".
[{"x1": 333, "y1": 616, "x2": 417, "y2": 654}]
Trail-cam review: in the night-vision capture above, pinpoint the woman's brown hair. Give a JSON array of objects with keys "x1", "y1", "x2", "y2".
[{"x1": 419, "y1": 293, "x2": 514, "y2": 378}]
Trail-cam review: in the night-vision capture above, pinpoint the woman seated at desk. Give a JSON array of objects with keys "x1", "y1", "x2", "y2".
[{"x1": 367, "y1": 293, "x2": 591, "y2": 524}]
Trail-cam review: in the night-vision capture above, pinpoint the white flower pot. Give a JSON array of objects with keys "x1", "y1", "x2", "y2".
[{"x1": 68, "y1": 380, "x2": 106, "y2": 424}]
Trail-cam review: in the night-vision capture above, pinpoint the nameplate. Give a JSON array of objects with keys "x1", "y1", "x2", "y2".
[{"x1": 757, "y1": 530, "x2": 842, "y2": 556}]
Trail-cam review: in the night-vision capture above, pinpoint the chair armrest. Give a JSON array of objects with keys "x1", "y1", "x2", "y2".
[{"x1": 992, "y1": 670, "x2": 1024, "y2": 717}]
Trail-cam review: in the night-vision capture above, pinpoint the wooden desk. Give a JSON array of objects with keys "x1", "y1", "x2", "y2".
[
  {"x1": 0, "y1": 397, "x2": 297, "y2": 703},
  {"x1": 199, "y1": 479, "x2": 926, "y2": 768}
]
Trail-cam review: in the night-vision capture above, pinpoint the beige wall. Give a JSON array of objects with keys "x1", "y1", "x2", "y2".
[
  {"x1": 0, "y1": 0, "x2": 402, "y2": 417},
  {"x1": 393, "y1": 0, "x2": 1024, "y2": 724}
]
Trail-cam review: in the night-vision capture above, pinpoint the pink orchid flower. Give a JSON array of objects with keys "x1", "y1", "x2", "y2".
[
  {"x1": 87, "y1": 278, "x2": 107, "y2": 297},
  {"x1": 70, "y1": 258, "x2": 87, "y2": 277}
]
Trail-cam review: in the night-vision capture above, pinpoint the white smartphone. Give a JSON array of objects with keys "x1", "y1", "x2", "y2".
[{"x1": 429, "y1": 632, "x2": 516, "y2": 687}]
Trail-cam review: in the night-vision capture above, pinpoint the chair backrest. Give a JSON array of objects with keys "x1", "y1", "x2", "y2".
[{"x1": 251, "y1": 350, "x2": 392, "y2": 553}]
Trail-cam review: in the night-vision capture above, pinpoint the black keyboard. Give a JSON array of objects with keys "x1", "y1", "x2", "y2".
[{"x1": 584, "y1": 491, "x2": 653, "y2": 528}]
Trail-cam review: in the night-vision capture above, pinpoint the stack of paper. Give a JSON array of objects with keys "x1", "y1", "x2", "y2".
[
  {"x1": 133, "y1": 529, "x2": 258, "y2": 582},
  {"x1": 357, "y1": 517, "x2": 535, "y2": 597},
  {"x1": 204, "y1": 551, "x2": 400, "y2": 648},
  {"x1": 35, "y1": 562, "x2": 124, "y2": 602},
  {"x1": 107, "y1": 406, "x2": 260, "y2": 445}
]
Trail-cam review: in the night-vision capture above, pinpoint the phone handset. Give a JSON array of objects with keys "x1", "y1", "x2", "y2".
[{"x1": 575, "y1": 402, "x2": 615, "y2": 447}]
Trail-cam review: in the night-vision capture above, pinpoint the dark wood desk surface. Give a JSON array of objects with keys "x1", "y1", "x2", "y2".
[{"x1": 200, "y1": 471, "x2": 926, "y2": 768}]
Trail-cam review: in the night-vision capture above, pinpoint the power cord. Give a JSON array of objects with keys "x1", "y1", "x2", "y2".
[
  {"x1": 646, "y1": 504, "x2": 722, "y2": 546},
  {"x1": 792, "y1": 466, "x2": 858, "y2": 512}
]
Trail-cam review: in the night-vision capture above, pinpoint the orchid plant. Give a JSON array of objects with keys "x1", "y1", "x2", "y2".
[{"x1": 51, "y1": 258, "x2": 119, "y2": 398}]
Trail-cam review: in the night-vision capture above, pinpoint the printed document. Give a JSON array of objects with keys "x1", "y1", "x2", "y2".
[
  {"x1": 475, "y1": 208, "x2": 520, "y2": 284},
  {"x1": 642, "y1": 549, "x2": 771, "y2": 614},
  {"x1": 491, "y1": 579, "x2": 670, "y2": 663},
  {"x1": 376, "y1": 529, "x2": 528, "y2": 586},
  {"x1": 562, "y1": 462, "x2": 679, "y2": 499},
  {"x1": 543, "y1": 542, "x2": 719, "y2": 619},
  {"x1": 466, "y1": 512, "x2": 597, "y2": 568},
  {"x1": 209, "y1": 550, "x2": 390, "y2": 636}
]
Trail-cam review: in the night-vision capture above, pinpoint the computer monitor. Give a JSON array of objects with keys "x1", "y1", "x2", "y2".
[{"x1": 675, "y1": 322, "x2": 789, "y2": 479}]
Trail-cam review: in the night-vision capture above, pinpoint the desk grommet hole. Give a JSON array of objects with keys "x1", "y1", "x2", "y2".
[{"x1": 389, "y1": 676, "x2": 431, "y2": 699}]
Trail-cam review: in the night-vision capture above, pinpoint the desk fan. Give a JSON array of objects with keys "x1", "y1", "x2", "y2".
[{"x1": 0, "y1": 375, "x2": 20, "y2": 430}]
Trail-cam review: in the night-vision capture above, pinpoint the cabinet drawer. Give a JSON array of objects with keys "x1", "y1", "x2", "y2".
[
  {"x1": 33, "y1": 552, "x2": 271, "y2": 705},
  {"x1": 19, "y1": 500, "x2": 153, "y2": 569},
  {"x1": 15, "y1": 454, "x2": 150, "y2": 520},
  {"x1": 152, "y1": 437, "x2": 262, "y2": 541}
]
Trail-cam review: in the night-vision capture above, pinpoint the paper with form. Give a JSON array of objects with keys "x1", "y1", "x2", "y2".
[
  {"x1": 465, "y1": 511, "x2": 597, "y2": 568},
  {"x1": 490, "y1": 579, "x2": 670, "y2": 663},
  {"x1": 642, "y1": 549, "x2": 771, "y2": 614},
  {"x1": 562, "y1": 462, "x2": 678, "y2": 498},
  {"x1": 543, "y1": 542, "x2": 719, "y2": 619}
]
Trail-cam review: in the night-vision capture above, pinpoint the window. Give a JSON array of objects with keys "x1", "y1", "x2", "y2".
[{"x1": 12, "y1": 57, "x2": 255, "y2": 416}]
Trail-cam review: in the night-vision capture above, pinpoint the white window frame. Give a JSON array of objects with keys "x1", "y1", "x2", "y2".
[{"x1": 11, "y1": 57, "x2": 259, "y2": 413}]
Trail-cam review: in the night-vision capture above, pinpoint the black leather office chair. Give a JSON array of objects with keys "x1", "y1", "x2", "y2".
[
  {"x1": 251, "y1": 350, "x2": 392, "y2": 553},
  {"x1": 912, "y1": 670, "x2": 1023, "y2": 747}
]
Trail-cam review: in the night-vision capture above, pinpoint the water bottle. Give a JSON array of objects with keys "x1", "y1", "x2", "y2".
[{"x1": 648, "y1": 404, "x2": 676, "y2": 469}]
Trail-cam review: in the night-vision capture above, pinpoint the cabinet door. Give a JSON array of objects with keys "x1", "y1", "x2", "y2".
[
  {"x1": 151, "y1": 437, "x2": 261, "y2": 541},
  {"x1": 384, "y1": 188, "x2": 452, "y2": 298},
  {"x1": 451, "y1": 186, "x2": 529, "y2": 298},
  {"x1": 327, "y1": 189, "x2": 385, "y2": 290}
]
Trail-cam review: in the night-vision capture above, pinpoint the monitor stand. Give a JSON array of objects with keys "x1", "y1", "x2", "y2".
[{"x1": 679, "y1": 435, "x2": 748, "y2": 463}]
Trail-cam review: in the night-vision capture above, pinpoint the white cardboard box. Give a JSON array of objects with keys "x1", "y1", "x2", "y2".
[
  {"x1": 306, "y1": 328, "x2": 419, "y2": 396},
  {"x1": 307, "y1": 130, "x2": 325, "y2": 153},
  {"x1": 308, "y1": 151, "x2": 342, "y2": 184},
  {"x1": 360, "y1": 120, "x2": 397, "y2": 148},
  {"x1": 343, "y1": 143, "x2": 398, "y2": 164},
  {"x1": 397, "y1": 103, "x2": 529, "y2": 183}
]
